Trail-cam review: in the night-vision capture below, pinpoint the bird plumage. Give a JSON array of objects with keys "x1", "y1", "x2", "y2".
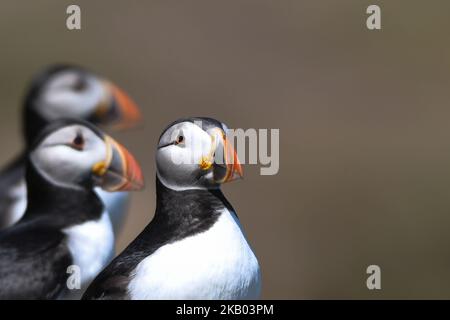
[
  {"x1": 0, "y1": 120, "x2": 143, "y2": 299},
  {"x1": 0, "y1": 65, "x2": 141, "y2": 233},
  {"x1": 0, "y1": 157, "x2": 106, "y2": 299},
  {"x1": 83, "y1": 117, "x2": 261, "y2": 300}
]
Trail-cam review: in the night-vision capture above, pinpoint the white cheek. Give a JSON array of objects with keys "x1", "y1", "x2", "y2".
[
  {"x1": 156, "y1": 122, "x2": 219, "y2": 191},
  {"x1": 31, "y1": 144, "x2": 106, "y2": 188},
  {"x1": 38, "y1": 84, "x2": 103, "y2": 120},
  {"x1": 168, "y1": 147, "x2": 189, "y2": 166},
  {"x1": 32, "y1": 147, "x2": 82, "y2": 185},
  {"x1": 156, "y1": 149, "x2": 196, "y2": 191},
  {"x1": 156, "y1": 143, "x2": 214, "y2": 191},
  {"x1": 186, "y1": 132, "x2": 213, "y2": 165}
]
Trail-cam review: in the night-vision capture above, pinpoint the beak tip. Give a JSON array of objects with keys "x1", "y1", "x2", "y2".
[
  {"x1": 135, "y1": 179, "x2": 145, "y2": 191},
  {"x1": 99, "y1": 136, "x2": 145, "y2": 192}
]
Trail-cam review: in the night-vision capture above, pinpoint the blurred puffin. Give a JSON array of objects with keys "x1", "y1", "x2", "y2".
[
  {"x1": 0, "y1": 119, "x2": 144, "y2": 299},
  {"x1": 83, "y1": 117, "x2": 261, "y2": 300},
  {"x1": 0, "y1": 65, "x2": 141, "y2": 234}
]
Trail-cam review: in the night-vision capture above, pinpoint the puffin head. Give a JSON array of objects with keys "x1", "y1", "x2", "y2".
[
  {"x1": 23, "y1": 64, "x2": 141, "y2": 145},
  {"x1": 29, "y1": 119, "x2": 144, "y2": 192},
  {"x1": 156, "y1": 117, "x2": 243, "y2": 191}
]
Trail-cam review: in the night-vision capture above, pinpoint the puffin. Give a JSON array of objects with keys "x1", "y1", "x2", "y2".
[
  {"x1": 83, "y1": 117, "x2": 261, "y2": 300},
  {"x1": 0, "y1": 64, "x2": 141, "y2": 234},
  {"x1": 0, "y1": 119, "x2": 144, "y2": 299}
]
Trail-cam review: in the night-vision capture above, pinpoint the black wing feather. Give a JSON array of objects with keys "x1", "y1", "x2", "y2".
[{"x1": 0, "y1": 224, "x2": 72, "y2": 299}]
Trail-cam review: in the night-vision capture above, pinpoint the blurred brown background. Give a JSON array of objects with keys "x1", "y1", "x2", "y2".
[{"x1": 1, "y1": 0, "x2": 450, "y2": 299}]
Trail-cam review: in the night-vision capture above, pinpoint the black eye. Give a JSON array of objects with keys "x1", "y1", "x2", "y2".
[
  {"x1": 176, "y1": 135, "x2": 184, "y2": 144},
  {"x1": 72, "y1": 77, "x2": 87, "y2": 92},
  {"x1": 72, "y1": 134, "x2": 85, "y2": 150}
]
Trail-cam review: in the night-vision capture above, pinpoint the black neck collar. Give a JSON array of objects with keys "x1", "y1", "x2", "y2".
[
  {"x1": 89, "y1": 177, "x2": 236, "y2": 282},
  {"x1": 154, "y1": 176, "x2": 233, "y2": 221},
  {"x1": 22, "y1": 159, "x2": 104, "y2": 228},
  {"x1": 133, "y1": 177, "x2": 234, "y2": 247}
]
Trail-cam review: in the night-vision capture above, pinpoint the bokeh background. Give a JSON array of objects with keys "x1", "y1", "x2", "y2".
[{"x1": 1, "y1": 0, "x2": 450, "y2": 299}]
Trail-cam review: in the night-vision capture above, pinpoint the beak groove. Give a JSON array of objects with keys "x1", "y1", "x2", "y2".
[
  {"x1": 221, "y1": 135, "x2": 243, "y2": 183},
  {"x1": 92, "y1": 136, "x2": 144, "y2": 192},
  {"x1": 203, "y1": 129, "x2": 243, "y2": 184}
]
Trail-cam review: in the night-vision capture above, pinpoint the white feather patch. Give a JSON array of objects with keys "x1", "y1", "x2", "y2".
[
  {"x1": 127, "y1": 208, "x2": 261, "y2": 300},
  {"x1": 4, "y1": 178, "x2": 27, "y2": 227},
  {"x1": 63, "y1": 210, "x2": 115, "y2": 296}
]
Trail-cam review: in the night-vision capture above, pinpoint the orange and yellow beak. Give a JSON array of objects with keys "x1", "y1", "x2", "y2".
[
  {"x1": 93, "y1": 81, "x2": 142, "y2": 130},
  {"x1": 92, "y1": 136, "x2": 144, "y2": 192},
  {"x1": 200, "y1": 129, "x2": 243, "y2": 184},
  {"x1": 220, "y1": 134, "x2": 243, "y2": 183}
]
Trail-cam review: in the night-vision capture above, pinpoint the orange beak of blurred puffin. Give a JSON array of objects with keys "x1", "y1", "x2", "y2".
[
  {"x1": 92, "y1": 136, "x2": 144, "y2": 192},
  {"x1": 200, "y1": 128, "x2": 243, "y2": 183},
  {"x1": 94, "y1": 81, "x2": 142, "y2": 130}
]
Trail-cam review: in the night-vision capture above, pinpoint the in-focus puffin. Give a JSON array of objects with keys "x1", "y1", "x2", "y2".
[
  {"x1": 0, "y1": 64, "x2": 141, "y2": 234},
  {"x1": 83, "y1": 117, "x2": 261, "y2": 300},
  {"x1": 0, "y1": 119, "x2": 144, "y2": 299}
]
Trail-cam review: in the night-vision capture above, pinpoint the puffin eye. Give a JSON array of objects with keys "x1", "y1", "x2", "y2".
[
  {"x1": 71, "y1": 133, "x2": 85, "y2": 150},
  {"x1": 175, "y1": 135, "x2": 184, "y2": 145},
  {"x1": 72, "y1": 77, "x2": 87, "y2": 92}
]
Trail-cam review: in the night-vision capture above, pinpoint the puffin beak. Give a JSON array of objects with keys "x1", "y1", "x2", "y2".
[
  {"x1": 220, "y1": 133, "x2": 243, "y2": 183},
  {"x1": 92, "y1": 136, "x2": 144, "y2": 192},
  {"x1": 200, "y1": 129, "x2": 243, "y2": 183},
  {"x1": 94, "y1": 81, "x2": 142, "y2": 129}
]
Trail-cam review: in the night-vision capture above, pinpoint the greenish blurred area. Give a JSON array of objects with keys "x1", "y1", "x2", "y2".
[{"x1": 1, "y1": 0, "x2": 450, "y2": 299}]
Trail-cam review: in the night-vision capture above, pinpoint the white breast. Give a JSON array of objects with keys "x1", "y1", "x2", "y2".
[
  {"x1": 2, "y1": 178, "x2": 27, "y2": 228},
  {"x1": 127, "y1": 209, "x2": 261, "y2": 300},
  {"x1": 63, "y1": 211, "x2": 115, "y2": 291}
]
